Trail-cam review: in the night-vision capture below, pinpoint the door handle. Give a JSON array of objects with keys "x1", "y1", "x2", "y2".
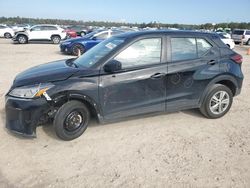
[
  {"x1": 207, "y1": 60, "x2": 216, "y2": 65},
  {"x1": 150, "y1": 73, "x2": 165, "y2": 79}
]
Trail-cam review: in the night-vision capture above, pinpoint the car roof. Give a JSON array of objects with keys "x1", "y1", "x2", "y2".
[{"x1": 115, "y1": 30, "x2": 219, "y2": 39}]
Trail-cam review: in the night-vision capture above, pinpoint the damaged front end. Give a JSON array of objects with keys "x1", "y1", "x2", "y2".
[
  {"x1": 5, "y1": 95, "x2": 55, "y2": 137},
  {"x1": 5, "y1": 83, "x2": 57, "y2": 137}
]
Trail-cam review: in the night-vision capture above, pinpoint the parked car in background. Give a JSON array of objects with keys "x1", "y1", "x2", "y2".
[
  {"x1": 12, "y1": 24, "x2": 67, "y2": 44},
  {"x1": 12, "y1": 24, "x2": 30, "y2": 33},
  {"x1": 231, "y1": 29, "x2": 250, "y2": 45},
  {"x1": 218, "y1": 33, "x2": 235, "y2": 49},
  {"x1": 5, "y1": 30, "x2": 244, "y2": 140},
  {"x1": 60, "y1": 29, "x2": 124, "y2": 55},
  {"x1": 0, "y1": 25, "x2": 14, "y2": 38},
  {"x1": 64, "y1": 28, "x2": 77, "y2": 38},
  {"x1": 67, "y1": 25, "x2": 92, "y2": 37},
  {"x1": 216, "y1": 31, "x2": 231, "y2": 39}
]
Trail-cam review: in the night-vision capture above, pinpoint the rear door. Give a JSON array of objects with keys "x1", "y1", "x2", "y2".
[
  {"x1": 99, "y1": 37, "x2": 167, "y2": 120},
  {"x1": 42, "y1": 26, "x2": 58, "y2": 40},
  {"x1": 166, "y1": 35, "x2": 220, "y2": 111}
]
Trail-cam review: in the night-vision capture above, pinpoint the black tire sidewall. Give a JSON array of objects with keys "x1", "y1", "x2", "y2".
[
  {"x1": 53, "y1": 101, "x2": 90, "y2": 140},
  {"x1": 201, "y1": 84, "x2": 233, "y2": 119},
  {"x1": 72, "y1": 44, "x2": 84, "y2": 56}
]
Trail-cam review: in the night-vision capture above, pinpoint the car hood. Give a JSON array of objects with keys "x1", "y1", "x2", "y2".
[{"x1": 13, "y1": 59, "x2": 79, "y2": 87}]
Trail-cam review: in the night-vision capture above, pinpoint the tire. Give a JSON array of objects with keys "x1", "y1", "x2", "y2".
[
  {"x1": 247, "y1": 39, "x2": 250, "y2": 46},
  {"x1": 53, "y1": 100, "x2": 90, "y2": 141},
  {"x1": 51, "y1": 35, "x2": 61, "y2": 44},
  {"x1": 200, "y1": 84, "x2": 233, "y2": 119},
  {"x1": 4, "y1": 33, "x2": 12, "y2": 38},
  {"x1": 80, "y1": 31, "x2": 86, "y2": 37},
  {"x1": 17, "y1": 35, "x2": 28, "y2": 44},
  {"x1": 72, "y1": 44, "x2": 85, "y2": 56}
]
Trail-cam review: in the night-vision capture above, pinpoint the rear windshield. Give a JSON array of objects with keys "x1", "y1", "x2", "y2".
[{"x1": 233, "y1": 30, "x2": 244, "y2": 35}]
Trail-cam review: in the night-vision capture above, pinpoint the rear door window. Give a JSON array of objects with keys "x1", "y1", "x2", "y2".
[
  {"x1": 171, "y1": 37, "x2": 213, "y2": 61},
  {"x1": 171, "y1": 38, "x2": 197, "y2": 61},
  {"x1": 43, "y1": 26, "x2": 57, "y2": 31}
]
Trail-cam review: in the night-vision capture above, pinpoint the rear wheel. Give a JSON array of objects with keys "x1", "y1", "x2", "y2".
[
  {"x1": 72, "y1": 44, "x2": 85, "y2": 56},
  {"x1": 51, "y1": 35, "x2": 61, "y2": 44},
  {"x1": 4, "y1": 32, "x2": 12, "y2": 38},
  {"x1": 200, "y1": 84, "x2": 233, "y2": 119},
  {"x1": 80, "y1": 31, "x2": 86, "y2": 37},
  {"x1": 17, "y1": 35, "x2": 28, "y2": 44},
  {"x1": 53, "y1": 100, "x2": 90, "y2": 141}
]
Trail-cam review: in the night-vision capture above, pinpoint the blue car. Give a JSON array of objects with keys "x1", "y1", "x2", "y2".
[{"x1": 60, "y1": 29, "x2": 125, "y2": 56}]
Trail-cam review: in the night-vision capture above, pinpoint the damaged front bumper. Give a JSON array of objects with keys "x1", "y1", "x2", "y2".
[{"x1": 5, "y1": 96, "x2": 51, "y2": 137}]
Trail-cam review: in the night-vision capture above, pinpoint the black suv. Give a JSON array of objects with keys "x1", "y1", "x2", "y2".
[{"x1": 5, "y1": 31, "x2": 244, "y2": 140}]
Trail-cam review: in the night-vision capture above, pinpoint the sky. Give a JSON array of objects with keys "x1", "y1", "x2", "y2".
[{"x1": 0, "y1": 0, "x2": 249, "y2": 24}]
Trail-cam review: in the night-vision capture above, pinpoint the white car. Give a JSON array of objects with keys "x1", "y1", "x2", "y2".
[
  {"x1": 13, "y1": 24, "x2": 67, "y2": 44},
  {"x1": 12, "y1": 24, "x2": 30, "y2": 32},
  {"x1": 0, "y1": 25, "x2": 15, "y2": 38},
  {"x1": 219, "y1": 34, "x2": 235, "y2": 49}
]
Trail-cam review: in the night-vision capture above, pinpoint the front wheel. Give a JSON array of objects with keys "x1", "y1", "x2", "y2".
[
  {"x1": 53, "y1": 101, "x2": 90, "y2": 141},
  {"x1": 17, "y1": 35, "x2": 28, "y2": 44},
  {"x1": 200, "y1": 84, "x2": 233, "y2": 119}
]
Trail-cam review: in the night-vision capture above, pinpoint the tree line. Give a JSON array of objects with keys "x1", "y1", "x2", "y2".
[{"x1": 1, "y1": 16, "x2": 250, "y2": 30}]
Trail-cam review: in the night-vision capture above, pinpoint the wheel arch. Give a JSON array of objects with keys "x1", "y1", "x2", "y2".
[
  {"x1": 51, "y1": 34, "x2": 61, "y2": 39},
  {"x1": 199, "y1": 74, "x2": 239, "y2": 106},
  {"x1": 52, "y1": 92, "x2": 103, "y2": 123},
  {"x1": 16, "y1": 33, "x2": 28, "y2": 38}
]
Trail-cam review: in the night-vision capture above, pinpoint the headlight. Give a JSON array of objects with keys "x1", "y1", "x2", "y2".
[{"x1": 9, "y1": 83, "x2": 54, "y2": 99}]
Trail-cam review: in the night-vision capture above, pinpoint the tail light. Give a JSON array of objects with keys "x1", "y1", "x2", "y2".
[{"x1": 231, "y1": 54, "x2": 243, "y2": 64}]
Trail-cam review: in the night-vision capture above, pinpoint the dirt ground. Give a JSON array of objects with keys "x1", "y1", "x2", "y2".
[{"x1": 0, "y1": 38, "x2": 250, "y2": 188}]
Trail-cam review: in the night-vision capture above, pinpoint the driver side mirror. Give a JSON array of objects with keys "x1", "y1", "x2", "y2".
[{"x1": 104, "y1": 60, "x2": 122, "y2": 73}]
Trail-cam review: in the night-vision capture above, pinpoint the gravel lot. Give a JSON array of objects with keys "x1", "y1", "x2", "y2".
[{"x1": 0, "y1": 38, "x2": 250, "y2": 187}]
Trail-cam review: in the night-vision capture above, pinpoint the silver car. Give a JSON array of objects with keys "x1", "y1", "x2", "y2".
[{"x1": 231, "y1": 29, "x2": 250, "y2": 45}]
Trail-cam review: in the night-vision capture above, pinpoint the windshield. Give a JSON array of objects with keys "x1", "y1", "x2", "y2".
[{"x1": 74, "y1": 37, "x2": 125, "y2": 68}]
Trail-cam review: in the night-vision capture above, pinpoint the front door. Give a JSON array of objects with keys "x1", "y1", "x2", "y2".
[
  {"x1": 99, "y1": 37, "x2": 167, "y2": 120},
  {"x1": 28, "y1": 26, "x2": 45, "y2": 40}
]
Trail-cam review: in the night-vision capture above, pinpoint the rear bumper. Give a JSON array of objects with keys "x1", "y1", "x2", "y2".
[{"x1": 5, "y1": 96, "x2": 50, "y2": 137}]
